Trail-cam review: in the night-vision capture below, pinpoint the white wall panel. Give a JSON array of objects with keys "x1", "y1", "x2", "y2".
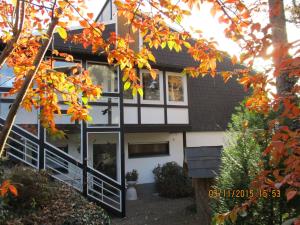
[
  {"x1": 186, "y1": 131, "x2": 227, "y2": 147},
  {"x1": 167, "y1": 108, "x2": 189, "y2": 124},
  {"x1": 125, "y1": 132, "x2": 184, "y2": 184},
  {"x1": 124, "y1": 107, "x2": 138, "y2": 124},
  {"x1": 141, "y1": 107, "x2": 164, "y2": 124}
]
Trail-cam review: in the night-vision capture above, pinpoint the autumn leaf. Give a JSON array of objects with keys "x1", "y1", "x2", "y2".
[
  {"x1": 57, "y1": 27, "x2": 67, "y2": 40},
  {"x1": 124, "y1": 81, "x2": 131, "y2": 91},
  {"x1": 8, "y1": 185, "x2": 18, "y2": 197},
  {"x1": 137, "y1": 87, "x2": 144, "y2": 97},
  {"x1": 232, "y1": 55, "x2": 238, "y2": 64},
  {"x1": 286, "y1": 190, "x2": 297, "y2": 201}
]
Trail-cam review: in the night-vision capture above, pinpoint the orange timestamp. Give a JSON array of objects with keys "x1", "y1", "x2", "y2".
[{"x1": 208, "y1": 189, "x2": 281, "y2": 199}]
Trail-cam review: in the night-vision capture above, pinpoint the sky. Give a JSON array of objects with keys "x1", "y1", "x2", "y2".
[{"x1": 86, "y1": 1, "x2": 300, "y2": 59}]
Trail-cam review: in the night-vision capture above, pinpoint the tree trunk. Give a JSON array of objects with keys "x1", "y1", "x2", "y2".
[
  {"x1": 268, "y1": 0, "x2": 295, "y2": 95},
  {"x1": 194, "y1": 178, "x2": 214, "y2": 225},
  {"x1": 0, "y1": 17, "x2": 59, "y2": 157}
]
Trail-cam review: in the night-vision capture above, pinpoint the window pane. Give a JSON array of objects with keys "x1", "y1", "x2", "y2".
[
  {"x1": 87, "y1": 64, "x2": 118, "y2": 93},
  {"x1": 123, "y1": 89, "x2": 133, "y2": 100},
  {"x1": 87, "y1": 97, "x2": 120, "y2": 127},
  {"x1": 0, "y1": 95, "x2": 38, "y2": 136},
  {"x1": 46, "y1": 104, "x2": 81, "y2": 161},
  {"x1": 0, "y1": 64, "x2": 14, "y2": 87},
  {"x1": 168, "y1": 75, "x2": 184, "y2": 102},
  {"x1": 54, "y1": 61, "x2": 79, "y2": 76},
  {"x1": 128, "y1": 142, "x2": 169, "y2": 158},
  {"x1": 142, "y1": 73, "x2": 160, "y2": 101},
  {"x1": 88, "y1": 133, "x2": 120, "y2": 182}
]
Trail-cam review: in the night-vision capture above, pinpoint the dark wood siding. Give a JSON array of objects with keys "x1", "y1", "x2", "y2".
[{"x1": 185, "y1": 146, "x2": 222, "y2": 178}]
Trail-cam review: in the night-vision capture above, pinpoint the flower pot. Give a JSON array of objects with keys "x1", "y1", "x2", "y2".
[{"x1": 126, "y1": 180, "x2": 138, "y2": 200}]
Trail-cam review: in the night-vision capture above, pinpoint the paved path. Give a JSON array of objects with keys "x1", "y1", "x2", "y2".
[{"x1": 112, "y1": 196, "x2": 201, "y2": 225}]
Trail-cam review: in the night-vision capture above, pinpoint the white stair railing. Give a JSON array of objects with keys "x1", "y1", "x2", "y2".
[{"x1": 0, "y1": 120, "x2": 123, "y2": 215}]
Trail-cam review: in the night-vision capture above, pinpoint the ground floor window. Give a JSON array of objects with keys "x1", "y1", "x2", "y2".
[{"x1": 128, "y1": 142, "x2": 169, "y2": 158}]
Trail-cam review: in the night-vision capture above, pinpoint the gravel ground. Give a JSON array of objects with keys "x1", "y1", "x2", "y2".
[{"x1": 112, "y1": 196, "x2": 201, "y2": 225}]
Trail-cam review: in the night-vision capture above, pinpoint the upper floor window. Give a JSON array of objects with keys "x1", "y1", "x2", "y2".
[
  {"x1": 87, "y1": 62, "x2": 118, "y2": 93},
  {"x1": 141, "y1": 70, "x2": 163, "y2": 104},
  {"x1": 0, "y1": 64, "x2": 14, "y2": 88},
  {"x1": 54, "y1": 60, "x2": 80, "y2": 75},
  {"x1": 166, "y1": 72, "x2": 188, "y2": 105}
]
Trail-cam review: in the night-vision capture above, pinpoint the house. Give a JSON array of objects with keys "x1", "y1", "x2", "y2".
[{"x1": 0, "y1": 0, "x2": 245, "y2": 216}]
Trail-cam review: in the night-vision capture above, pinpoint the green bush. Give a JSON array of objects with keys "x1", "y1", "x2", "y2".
[
  {"x1": 1, "y1": 166, "x2": 111, "y2": 225},
  {"x1": 211, "y1": 103, "x2": 298, "y2": 225},
  {"x1": 153, "y1": 161, "x2": 193, "y2": 198},
  {"x1": 6, "y1": 166, "x2": 53, "y2": 210}
]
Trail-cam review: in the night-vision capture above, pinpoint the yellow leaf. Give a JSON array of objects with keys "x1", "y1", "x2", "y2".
[
  {"x1": 167, "y1": 41, "x2": 175, "y2": 50},
  {"x1": 183, "y1": 41, "x2": 191, "y2": 49},
  {"x1": 137, "y1": 87, "x2": 144, "y2": 97},
  {"x1": 150, "y1": 70, "x2": 157, "y2": 79},
  {"x1": 148, "y1": 53, "x2": 156, "y2": 63},
  {"x1": 58, "y1": 0, "x2": 68, "y2": 8},
  {"x1": 12, "y1": 0, "x2": 17, "y2": 7},
  {"x1": 57, "y1": 27, "x2": 67, "y2": 40},
  {"x1": 209, "y1": 58, "x2": 216, "y2": 71},
  {"x1": 124, "y1": 81, "x2": 131, "y2": 91},
  {"x1": 175, "y1": 15, "x2": 182, "y2": 24},
  {"x1": 232, "y1": 55, "x2": 238, "y2": 64},
  {"x1": 161, "y1": 42, "x2": 167, "y2": 49}
]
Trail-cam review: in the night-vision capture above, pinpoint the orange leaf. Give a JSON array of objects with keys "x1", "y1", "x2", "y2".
[
  {"x1": 232, "y1": 55, "x2": 238, "y2": 64},
  {"x1": 286, "y1": 190, "x2": 297, "y2": 201},
  {"x1": 87, "y1": 13, "x2": 94, "y2": 20},
  {"x1": 79, "y1": 20, "x2": 89, "y2": 28},
  {"x1": 8, "y1": 184, "x2": 18, "y2": 197}
]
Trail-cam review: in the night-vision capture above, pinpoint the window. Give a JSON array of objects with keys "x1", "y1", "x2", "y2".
[
  {"x1": 128, "y1": 142, "x2": 169, "y2": 158},
  {"x1": 141, "y1": 71, "x2": 163, "y2": 104},
  {"x1": 87, "y1": 63, "x2": 118, "y2": 93},
  {"x1": 54, "y1": 60, "x2": 80, "y2": 76},
  {"x1": 167, "y1": 73, "x2": 187, "y2": 105},
  {"x1": 0, "y1": 64, "x2": 14, "y2": 87},
  {"x1": 87, "y1": 97, "x2": 120, "y2": 128}
]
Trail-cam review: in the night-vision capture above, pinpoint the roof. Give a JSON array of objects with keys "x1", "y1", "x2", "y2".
[
  {"x1": 188, "y1": 73, "x2": 246, "y2": 131},
  {"x1": 53, "y1": 23, "x2": 115, "y2": 56}
]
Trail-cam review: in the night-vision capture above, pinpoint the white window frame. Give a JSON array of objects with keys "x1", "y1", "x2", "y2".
[
  {"x1": 140, "y1": 70, "x2": 164, "y2": 105},
  {"x1": 166, "y1": 72, "x2": 188, "y2": 106}
]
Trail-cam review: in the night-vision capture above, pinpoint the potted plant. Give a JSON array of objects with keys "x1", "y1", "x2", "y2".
[{"x1": 125, "y1": 169, "x2": 138, "y2": 200}]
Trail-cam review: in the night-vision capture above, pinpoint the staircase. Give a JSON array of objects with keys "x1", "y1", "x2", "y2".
[{"x1": 0, "y1": 117, "x2": 124, "y2": 216}]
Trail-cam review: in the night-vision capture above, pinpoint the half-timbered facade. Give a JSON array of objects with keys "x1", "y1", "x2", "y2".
[{"x1": 0, "y1": 0, "x2": 245, "y2": 216}]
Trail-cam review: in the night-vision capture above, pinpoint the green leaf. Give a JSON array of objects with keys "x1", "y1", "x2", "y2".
[
  {"x1": 124, "y1": 81, "x2": 131, "y2": 91},
  {"x1": 82, "y1": 96, "x2": 88, "y2": 105},
  {"x1": 57, "y1": 27, "x2": 67, "y2": 40}
]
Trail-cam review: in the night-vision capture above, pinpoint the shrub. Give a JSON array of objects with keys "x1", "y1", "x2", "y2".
[
  {"x1": 211, "y1": 103, "x2": 296, "y2": 224},
  {"x1": 1, "y1": 166, "x2": 111, "y2": 225},
  {"x1": 125, "y1": 169, "x2": 138, "y2": 181},
  {"x1": 6, "y1": 166, "x2": 53, "y2": 211},
  {"x1": 153, "y1": 162, "x2": 193, "y2": 198}
]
